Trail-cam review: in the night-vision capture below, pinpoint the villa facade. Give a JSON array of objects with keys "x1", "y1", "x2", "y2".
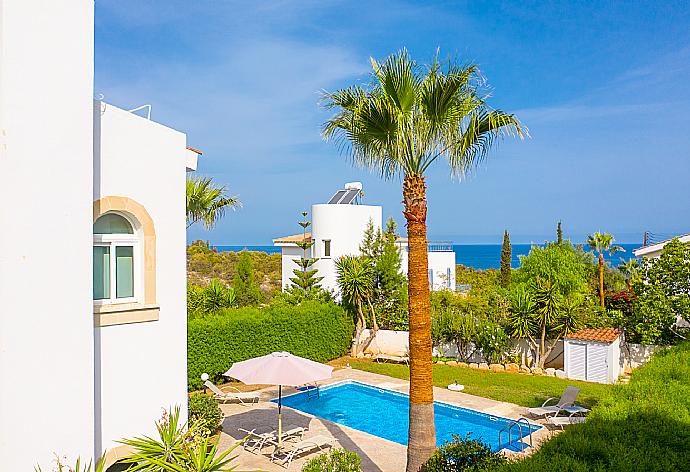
[
  {"x1": 0, "y1": 2, "x2": 195, "y2": 469},
  {"x1": 274, "y1": 182, "x2": 456, "y2": 297}
]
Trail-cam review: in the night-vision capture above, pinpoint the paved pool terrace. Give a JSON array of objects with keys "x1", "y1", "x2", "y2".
[{"x1": 217, "y1": 367, "x2": 556, "y2": 471}]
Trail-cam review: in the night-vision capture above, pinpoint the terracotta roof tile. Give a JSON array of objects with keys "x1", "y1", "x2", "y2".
[
  {"x1": 567, "y1": 327, "x2": 621, "y2": 343},
  {"x1": 273, "y1": 232, "x2": 312, "y2": 244}
]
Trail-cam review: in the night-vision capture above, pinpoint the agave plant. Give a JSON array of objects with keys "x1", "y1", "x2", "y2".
[
  {"x1": 119, "y1": 407, "x2": 242, "y2": 472},
  {"x1": 35, "y1": 455, "x2": 105, "y2": 472}
]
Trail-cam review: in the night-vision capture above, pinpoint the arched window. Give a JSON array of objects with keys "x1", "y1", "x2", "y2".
[{"x1": 93, "y1": 212, "x2": 140, "y2": 303}]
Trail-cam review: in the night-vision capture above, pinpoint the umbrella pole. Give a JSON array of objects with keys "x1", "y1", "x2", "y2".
[{"x1": 278, "y1": 385, "x2": 283, "y2": 444}]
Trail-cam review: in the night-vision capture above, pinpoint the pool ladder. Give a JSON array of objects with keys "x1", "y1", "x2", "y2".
[{"x1": 498, "y1": 417, "x2": 534, "y2": 453}]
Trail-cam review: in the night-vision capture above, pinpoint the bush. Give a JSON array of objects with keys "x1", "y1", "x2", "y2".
[
  {"x1": 424, "y1": 435, "x2": 508, "y2": 471},
  {"x1": 188, "y1": 301, "x2": 354, "y2": 390},
  {"x1": 188, "y1": 392, "x2": 223, "y2": 436},
  {"x1": 499, "y1": 342, "x2": 690, "y2": 471},
  {"x1": 301, "y1": 448, "x2": 362, "y2": 471}
]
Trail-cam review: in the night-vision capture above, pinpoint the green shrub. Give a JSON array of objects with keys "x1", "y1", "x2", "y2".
[
  {"x1": 188, "y1": 301, "x2": 354, "y2": 390},
  {"x1": 188, "y1": 392, "x2": 223, "y2": 436},
  {"x1": 301, "y1": 448, "x2": 362, "y2": 472},
  {"x1": 499, "y1": 342, "x2": 690, "y2": 471},
  {"x1": 424, "y1": 435, "x2": 507, "y2": 471}
]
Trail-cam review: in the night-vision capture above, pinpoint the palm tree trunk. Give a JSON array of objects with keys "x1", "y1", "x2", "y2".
[
  {"x1": 539, "y1": 323, "x2": 546, "y2": 369},
  {"x1": 599, "y1": 253, "x2": 605, "y2": 308},
  {"x1": 403, "y1": 175, "x2": 436, "y2": 472}
]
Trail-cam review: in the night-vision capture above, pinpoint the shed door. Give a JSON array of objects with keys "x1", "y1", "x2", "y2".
[
  {"x1": 587, "y1": 343, "x2": 609, "y2": 383},
  {"x1": 569, "y1": 342, "x2": 587, "y2": 380}
]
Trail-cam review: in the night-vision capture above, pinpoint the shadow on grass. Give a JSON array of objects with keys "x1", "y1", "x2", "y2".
[{"x1": 221, "y1": 405, "x2": 384, "y2": 471}]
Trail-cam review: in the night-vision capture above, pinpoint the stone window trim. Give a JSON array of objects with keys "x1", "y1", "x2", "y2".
[{"x1": 93, "y1": 196, "x2": 157, "y2": 326}]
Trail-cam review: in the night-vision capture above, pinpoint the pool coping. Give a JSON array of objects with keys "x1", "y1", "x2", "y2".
[{"x1": 272, "y1": 379, "x2": 542, "y2": 435}]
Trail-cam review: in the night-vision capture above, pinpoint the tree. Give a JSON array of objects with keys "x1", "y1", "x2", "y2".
[
  {"x1": 500, "y1": 230, "x2": 512, "y2": 288},
  {"x1": 322, "y1": 49, "x2": 524, "y2": 471},
  {"x1": 557, "y1": 221, "x2": 563, "y2": 244},
  {"x1": 587, "y1": 232, "x2": 624, "y2": 307},
  {"x1": 232, "y1": 252, "x2": 263, "y2": 306},
  {"x1": 186, "y1": 176, "x2": 240, "y2": 229},
  {"x1": 285, "y1": 212, "x2": 327, "y2": 300},
  {"x1": 618, "y1": 257, "x2": 640, "y2": 290},
  {"x1": 631, "y1": 239, "x2": 690, "y2": 343},
  {"x1": 335, "y1": 255, "x2": 376, "y2": 356}
]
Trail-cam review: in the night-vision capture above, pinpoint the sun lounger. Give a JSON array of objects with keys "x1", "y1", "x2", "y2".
[
  {"x1": 546, "y1": 412, "x2": 587, "y2": 429},
  {"x1": 238, "y1": 425, "x2": 306, "y2": 453},
  {"x1": 375, "y1": 354, "x2": 409, "y2": 365},
  {"x1": 527, "y1": 386, "x2": 580, "y2": 418},
  {"x1": 204, "y1": 380, "x2": 260, "y2": 405},
  {"x1": 270, "y1": 435, "x2": 334, "y2": 468}
]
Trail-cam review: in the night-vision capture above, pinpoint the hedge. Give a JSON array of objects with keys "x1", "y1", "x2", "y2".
[
  {"x1": 188, "y1": 301, "x2": 354, "y2": 390},
  {"x1": 499, "y1": 341, "x2": 690, "y2": 471}
]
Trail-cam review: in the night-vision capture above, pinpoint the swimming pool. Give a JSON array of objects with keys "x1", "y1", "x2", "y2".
[{"x1": 274, "y1": 381, "x2": 540, "y2": 451}]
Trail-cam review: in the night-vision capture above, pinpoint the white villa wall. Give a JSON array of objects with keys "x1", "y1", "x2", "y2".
[
  {"x1": 94, "y1": 103, "x2": 189, "y2": 456},
  {"x1": 311, "y1": 203, "x2": 382, "y2": 296},
  {"x1": 280, "y1": 245, "x2": 308, "y2": 290},
  {"x1": 0, "y1": 1, "x2": 96, "y2": 469},
  {"x1": 400, "y1": 249, "x2": 456, "y2": 291}
]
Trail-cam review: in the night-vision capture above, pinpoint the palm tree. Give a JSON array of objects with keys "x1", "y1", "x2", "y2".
[
  {"x1": 322, "y1": 50, "x2": 524, "y2": 471},
  {"x1": 587, "y1": 232, "x2": 625, "y2": 307},
  {"x1": 186, "y1": 176, "x2": 241, "y2": 229},
  {"x1": 618, "y1": 257, "x2": 640, "y2": 290},
  {"x1": 335, "y1": 255, "x2": 375, "y2": 356}
]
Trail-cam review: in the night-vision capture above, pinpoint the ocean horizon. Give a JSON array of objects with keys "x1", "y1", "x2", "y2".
[{"x1": 210, "y1": 243, "x2": 641, "y2": 270}]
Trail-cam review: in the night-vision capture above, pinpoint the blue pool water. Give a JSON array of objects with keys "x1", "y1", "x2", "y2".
[{"x1": 274, "y1": 381, "x2": 540, "y2": 450}]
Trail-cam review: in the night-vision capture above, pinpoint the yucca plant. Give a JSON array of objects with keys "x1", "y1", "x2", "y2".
[{"x1": 335, "y1": 255, "x2": 377, "y2": 355}]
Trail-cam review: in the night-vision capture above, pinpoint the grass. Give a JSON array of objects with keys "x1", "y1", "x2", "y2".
[
  {"x1": 499, "y1": 342, "x2": 690, "y2": 471},
  {"x1": 351, "y1": 361, "x2": 612, "y2": 408}
]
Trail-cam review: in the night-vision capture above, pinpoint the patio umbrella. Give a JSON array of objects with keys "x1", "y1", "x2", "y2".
[{"x1": 223, "y1": 351, "x2": 333, "y2": 442}]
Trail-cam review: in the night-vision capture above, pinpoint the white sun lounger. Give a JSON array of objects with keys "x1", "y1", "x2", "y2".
[
  {"x1": 204, "y1": 380, "x2": 260, "y2": 405},
  {"x1": 546, "y1": 412, "x2": 587, "y2": 430},
  {"x1": 270, "y1": 435, "x2": 334, "y2": 468},
  {"x1": 238, "y1": 425, "x2": 306, "y2": 453},
  {"x1": 375, "y1": 354, "x2": 409, "y2": 365},
  {"x1": 528, "y1": 386, "x2": 580, "y2": 418}
]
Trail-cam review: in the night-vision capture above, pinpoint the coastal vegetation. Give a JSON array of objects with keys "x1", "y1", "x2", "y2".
[{"x1": 322, "y1": 49, "x2": 524, "y2": 471}]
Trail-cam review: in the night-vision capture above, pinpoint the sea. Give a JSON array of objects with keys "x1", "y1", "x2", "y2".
[{"x1": 212, "y1": 243, "x2": 641, "y2": 270}]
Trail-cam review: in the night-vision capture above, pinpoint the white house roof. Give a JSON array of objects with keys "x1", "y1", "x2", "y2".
[
  {"x1": 633, "y1": 233, "x2": 690, "y2": 257},
  {"x1": 566, "y1": 328, "x2": 621, "y2": 343}
]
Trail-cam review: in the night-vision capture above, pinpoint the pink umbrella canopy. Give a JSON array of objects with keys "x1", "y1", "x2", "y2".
[
  {"x1": 223, "y1": 351, "x2": 333, "y2": 443},
  {"x1": 223, "y1": 351, "x2": 333, "y2": 386}
]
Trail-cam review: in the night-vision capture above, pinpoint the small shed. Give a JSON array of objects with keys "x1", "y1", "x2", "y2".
[{"x1": 564, "y1": 328, "x2": 622, "y2": 384}]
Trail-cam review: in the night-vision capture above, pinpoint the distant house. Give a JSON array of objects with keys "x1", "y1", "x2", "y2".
[
  {"x1": 633, "y1": 233, "x2": 690, "y2": 259},
  {"x1": 273, "y1": 182, "x2": 456, "y2": 296},
  {"x1": 1, "y1": 2, "x2": 196, "y2": 470}
]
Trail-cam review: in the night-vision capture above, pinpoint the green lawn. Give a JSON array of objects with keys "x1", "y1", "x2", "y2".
[{"x1": 351, "y1": 361, "x2": 612, "y2": 408}]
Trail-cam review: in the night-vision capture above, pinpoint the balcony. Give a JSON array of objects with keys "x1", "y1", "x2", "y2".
[{"x1": 396, "y1": 240, "x2": 454, "y2": 252}]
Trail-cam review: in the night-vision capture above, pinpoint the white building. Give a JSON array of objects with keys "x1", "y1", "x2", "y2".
[
  {"x1": 0, "y1": 2, "x2": 195, "y2": 469},
  {"x1": 564, "y1": 328, "x2": 622, "y2": 384},
  {"x1": 633, "y1": 232, "x2": 690, "y2": 259},
  {"x1": 274, "y1": 183, "x2": 456, "y2": 296}
]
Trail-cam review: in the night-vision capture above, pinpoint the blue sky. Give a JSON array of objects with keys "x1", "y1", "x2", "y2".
[{"x1": 95, "y1": 1, "x2": 690, "y2": 245}]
